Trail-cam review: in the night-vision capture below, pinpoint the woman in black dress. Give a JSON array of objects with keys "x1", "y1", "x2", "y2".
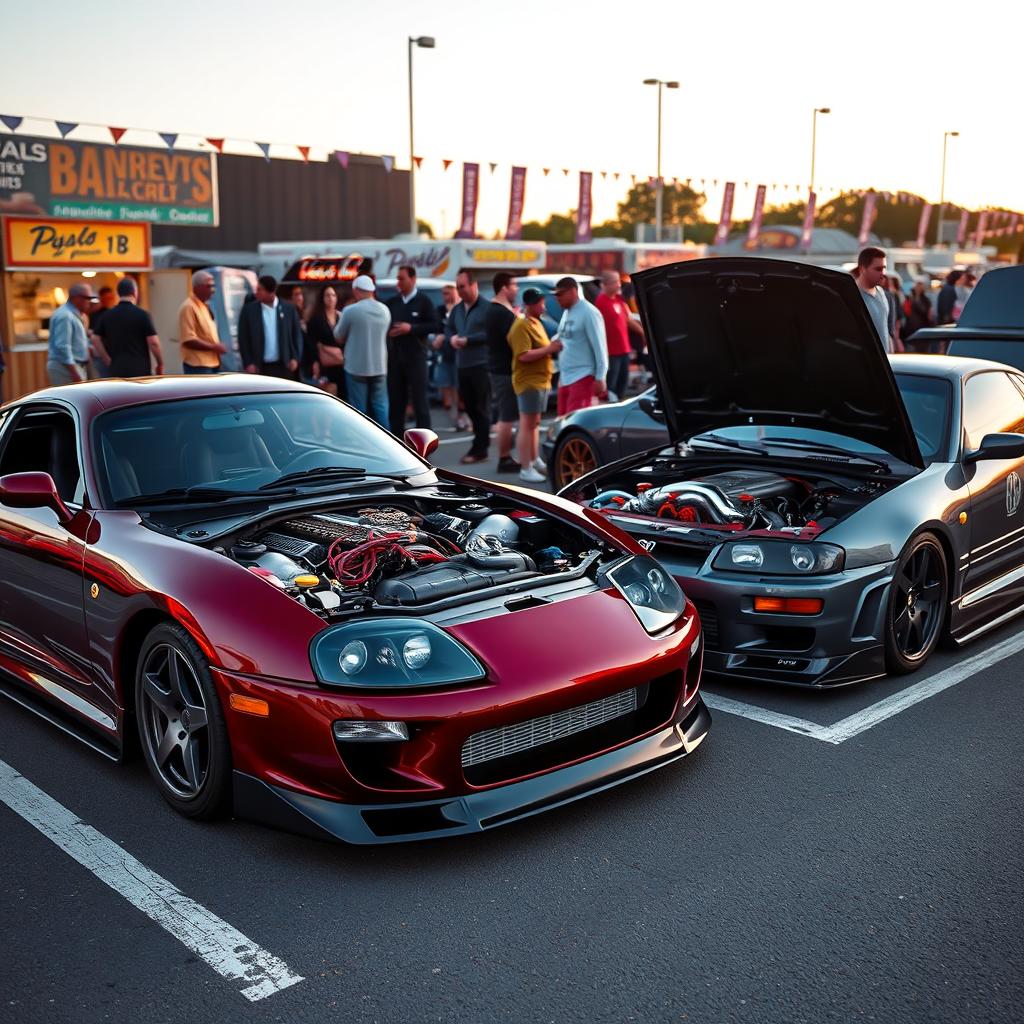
[{"x1": 306, "y1": 285, "x2": 346, "y2": 399}]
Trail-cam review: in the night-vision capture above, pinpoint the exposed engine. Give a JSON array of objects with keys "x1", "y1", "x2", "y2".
[
  {"x1": 588, "y1": 470, "x2": 879, "y2": 534},
  {"x1": 223, "y1": 500, "x2": 591, "y2": 614}
]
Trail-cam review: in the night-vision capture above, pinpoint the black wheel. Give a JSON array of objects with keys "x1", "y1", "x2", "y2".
[
  {"x1": 884, "y1": 534, "x2": 948, "y2": 675},
  {"x1": 552, "y1": 432, "x2": 599, "y2": 489},
  {"x1": 136, "y1": 622, "x2": 231, "y2": 819}
]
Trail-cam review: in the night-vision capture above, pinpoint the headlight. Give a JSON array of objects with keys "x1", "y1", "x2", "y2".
[
  {"x1": 311, "y1": 619, "x2": 485, "y2": 689},
  {"x1": 713, "y1": 541, "x2": 845, "y2": 576},
  {"x1": 606, "y1": 555, "x2": 686, "y2": 634}
]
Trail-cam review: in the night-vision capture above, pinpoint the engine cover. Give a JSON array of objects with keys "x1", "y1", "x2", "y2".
[{"x1": 689, "y1": 471, "x2": 800, "y2": 506}]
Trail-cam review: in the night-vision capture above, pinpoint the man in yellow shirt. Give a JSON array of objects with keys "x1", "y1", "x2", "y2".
[
  {"x1": 178, "y1": 271, "x2": 227, "y2": 374},
  {"x1": 508, "y1": 288, "x2": 562, "y2": 483}
]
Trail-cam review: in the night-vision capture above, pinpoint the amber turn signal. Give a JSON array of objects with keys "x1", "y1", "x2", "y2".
[
  {"x1": 228, "y1": 693, "x2": 270, "y2": 717},
  {"x1": 753, "y1": 597, "x2": 824, "y2": 615}
]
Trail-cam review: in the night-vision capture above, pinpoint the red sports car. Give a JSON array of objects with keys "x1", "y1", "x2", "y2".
[{"x1": 0, "y1": 376, "x2": 708, "y2": 843}]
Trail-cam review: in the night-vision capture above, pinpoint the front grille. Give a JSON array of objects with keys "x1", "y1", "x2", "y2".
[
  {"x1": 691, "y1": 599, "x2": 720, "y2": 649},
  {"x1": 461, "y1": 687, "x2": 639, "y2": 768}
]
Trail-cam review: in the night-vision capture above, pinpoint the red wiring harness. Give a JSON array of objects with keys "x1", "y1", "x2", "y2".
[{"x1": 327, "y1": 529, "x2": 457, "y2": 588}]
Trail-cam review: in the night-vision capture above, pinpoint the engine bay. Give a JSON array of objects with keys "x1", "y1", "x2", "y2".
[
  {"x1": 582, "y1": 466, "x2": 889, "y2": 541},
  {"x1": 217, "y1": 495, "x2": 604, "y2": 616}
]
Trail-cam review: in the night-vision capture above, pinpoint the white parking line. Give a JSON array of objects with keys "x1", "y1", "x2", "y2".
[
  {"x1": 0, "y1": 759, "x2": 303, "y2": 1002},
  {"x1": 704, "y1": 625, "x2": 1024, "y2": 744}
]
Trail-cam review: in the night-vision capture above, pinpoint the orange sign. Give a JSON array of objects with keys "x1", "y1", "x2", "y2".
[{"x1": 3, "y1": 216, "x2": 151, "y2": 270}]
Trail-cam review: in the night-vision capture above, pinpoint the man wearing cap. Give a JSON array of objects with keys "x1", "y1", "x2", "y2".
[
  {"x1": 238, "y1": 274, "x2": 303, "y2": 379},
  {"x1": 508, "y1": 288, "x2": 563, "y2": 483},
  {"x1": 336, "y1": 274, "x2": 391, "y2": 429},
  {"x1": 178, "y1": 270, "x2": 227, "y2": 374},
  {"x1": 552, "y1": 277, "x2": 608, "y2": 415},
  {"x1": 47, "y1": 283, "x2": 95, "y2": 385}
]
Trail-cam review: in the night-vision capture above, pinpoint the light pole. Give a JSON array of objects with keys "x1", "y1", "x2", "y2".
[
  {"x1": 643, "y1": 78, "x2": 679, "y2": 241},
  {"x1": 408, "y1": 35, "x2": 435, "y2": 236},
  {"x1": 936, "y1": 130, "x2": 959, "y2": 247},
  {"x1": 810, "y1": 106, "x2": 830, "y2": 194}
]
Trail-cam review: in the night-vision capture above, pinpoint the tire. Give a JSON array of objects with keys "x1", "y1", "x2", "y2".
[
  {"x1": 552, "y1": 431, "x2": 600, "y2": 490},
  {"x1": 135, "y1": 621, "x2": 231, "y2": 820},
  {"x1": 884, "y1": 533, "x2": 948, "y2": 675}
]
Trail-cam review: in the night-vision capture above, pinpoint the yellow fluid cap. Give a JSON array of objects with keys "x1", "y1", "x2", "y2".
[{"x1": 294, "y1": 574, "x2": 320, "y2": 588}]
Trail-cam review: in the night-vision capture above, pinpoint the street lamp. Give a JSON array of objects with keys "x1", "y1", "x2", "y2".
[
  {"x1": 643, "y1": 78, "x2": 679, "y2": 241},
  {"x1": 408, "y1": 35, "x2": 435, "y2": 236},
  {"x1": 936, "y1": 130, "x2": 960, "y2": 247},
  {"x1": 810, "y1": 106, "x2": 830, "y2": 194}
]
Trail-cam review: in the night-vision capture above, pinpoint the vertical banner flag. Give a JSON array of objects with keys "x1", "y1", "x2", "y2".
[
  {"x1": 454, "y1": 162, "x2": 480, "y2": 238},
  {"x1": 915, "y1": 202, "x2": 933, "y2": 248},
  {"x1": 713, "y1": 181, "x2": 736, "y2": 246},
  {"x1": 746, "y1": 184, "x2": 767, "y2": 246},
  {"x1": 957, "y1": 208, "x2": 970, "y2": 246},
  {"x1": 973, "y1": 211, "x2": 989, "y2": 248},
  {"x1": 506, "y1": 166, "x2": 527, "y2": 240},
  {"x1": 801, "y1": 190, "x2": 817, "y2": 252},
  {"x1": 575, "y1": 171, "x2": 594, "y2": 244},
  {"x1": 858, "y1": 192, "x2": 877, "y2": 246},
  {"x1": 1012, "y1": 213, "x2": 1020, "y2": 234}
]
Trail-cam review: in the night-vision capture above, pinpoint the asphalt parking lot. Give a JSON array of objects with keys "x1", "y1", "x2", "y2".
[{"x1": 2, "y1": 433, "x2": 1022, "y2": 1024}]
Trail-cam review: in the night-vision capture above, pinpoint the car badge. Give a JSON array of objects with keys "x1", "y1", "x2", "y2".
[
  {"x1": 1007, "y1": 472, "x2": 1022, "y2": 517},
  {"x1": 90, "y1": 583, "x2": 99, "y2": 599},
  {"x1": 638, "y1": 539, "x2": 657, "y2": 552}
]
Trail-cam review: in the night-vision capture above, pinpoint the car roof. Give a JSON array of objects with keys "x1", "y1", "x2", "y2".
[
  {"x1": 889, "y1": 353, "x2": 1023, "y2": 379},
  {"x1": 10, "y1": 373, "x2": 319, "y2": 417}
]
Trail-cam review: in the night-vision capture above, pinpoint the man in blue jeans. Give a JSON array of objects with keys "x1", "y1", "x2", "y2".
[{"x1": 336, "y1": 275, "x2": 391, "y2": 429}]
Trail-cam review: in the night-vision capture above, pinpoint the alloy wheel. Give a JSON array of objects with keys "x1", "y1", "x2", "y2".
[
  {"x1": 891, "y1": 544, "x2": 945, "y2": 661},
  {"x1": 556, "y1": 436, "x2": 598, "y2": 487}
]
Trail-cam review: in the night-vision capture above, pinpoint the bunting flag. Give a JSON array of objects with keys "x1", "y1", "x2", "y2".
[
  {"x1": 613, "y1": 172, "x2": 620, "y2": 181},
  {"x1": 957, "y1": 208, "x2": 970, "y2": 247},
  {"x1": 159, "y1": 132, "x2": 178, "y2": 150},
  {"x1": 297, "y1": 146, "x2": 310, "y2": 163},
  {"x1": 334, "y1": 150, "x2": 349, "y2": 169},
  {"x1": 0, "y1": 115, "x2": 23, "y2": 132},
  {"x1": 381, "y1": 155, "x2": 394, "y2": 173},
  {"x1": 801, "y1": 190, "x2": 817, "y2": 253},
  {"x1": 713, "y1": 182, "x2": 736, "y2": 246},
  {"x1": 543, "y1": 168, "x2": 551, "y2": 177},
  {"x1": 915, "y1": 203, "x2": 933, "y2": 248},
  {"x1": 506, "y1": 166, "x2": 527, "y2": 241},
  {"x1": 489, "y1": 162, "x2": 497, "y2": 174},
  {"x1": 56, "y1": 121, "x2": 78, "y2": 138},
  {"x1": 413, "y1": 156, "x2": 423, "y2": 169},
  {"x1": 257, "y1": 142, "x2": 271, "y2": 162},
  {"x1": 858, "y1": 192, "x2": 878, "y2": 247},
  {"x1": 562, "y1": 168, "x2": 570, "y2": 176},
  {"x1": 205, "y1": 137, "x2": 224, "y2": 152},
  {"x1": 575, "y1": 171, "x2": 593, "y2": 244},
  {"x1": 630, "y1": 174, "x2": 636, "y2": 185},
  {"x1": 600, "y1": 171, "x2": 607, "y2": 180},
  {"x1": 442, "y1": 158, "x2": 453, "y2": 171},
  {"x1": 454, "y1": 162, "x2": 480, "y2": 239},
  {"x1": 108, "y1": 127, "x2": 127, "y2": 144},
  {"x1": 747, "y1": 184, "x2": 767, "y2": 247}
]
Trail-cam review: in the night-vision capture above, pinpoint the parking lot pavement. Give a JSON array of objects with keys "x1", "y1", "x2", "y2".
[{"x1": 2, "y1": 614, "x2": 1023, "y2": 1024}]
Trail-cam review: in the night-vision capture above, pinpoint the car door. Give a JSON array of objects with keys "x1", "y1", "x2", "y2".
[
  {"x1": 0, "y1": 403, "x2": 115, "y2": 735},
  {"x1": 960, "y1": 371, "x2": 1024, "y2": 609}
]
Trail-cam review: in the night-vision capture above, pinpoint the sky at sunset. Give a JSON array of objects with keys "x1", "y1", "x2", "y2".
[{"x1": 3, "y1": 0, "x2": 1022, "y2": 238}]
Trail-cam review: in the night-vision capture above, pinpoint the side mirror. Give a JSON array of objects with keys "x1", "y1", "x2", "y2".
[
  {"x1": 0, "y1": 472, "x2": 73, "y2": 524},
  {"x1": 403, "y1": 428, "x2": 440, "y2": 460},
  {"x1": 637, "y1": 395, "x2": 666, "y2": 423},
  {"x1": 965, "y1": 432, "x2": 1024, "y2": 462}
]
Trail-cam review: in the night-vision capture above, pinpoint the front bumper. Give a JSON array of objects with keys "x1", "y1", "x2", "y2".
[
  {"x1": 655, "y1": 549, "x2": 897, "y2": 687},
  {"x1": 232, "y1": 698, "x2": 709, "y2": 844}
]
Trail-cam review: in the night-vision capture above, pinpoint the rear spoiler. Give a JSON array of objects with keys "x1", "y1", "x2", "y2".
[{"x1": 911, "y1": 326, "x2": 1024, "y2": 343}]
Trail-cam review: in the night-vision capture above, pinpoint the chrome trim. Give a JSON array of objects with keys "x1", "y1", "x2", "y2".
[
  {"x1": 970, "y1": 522, "x2": 1024, "y2": 555},
  {"x1": 970, "y1": 533, "x2": 1024, "y2": 566},
  {"x1": 955, "y1": 602, "x2": 1024, "y2": 644},
  {"x1": 959, "y1": 563, "x2": 1024, "y2": 608}
]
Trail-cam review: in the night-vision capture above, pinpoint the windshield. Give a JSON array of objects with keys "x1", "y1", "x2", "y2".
[
  {"x1": 93, "y1": 392, "x2": 426, "y2": 506},
  {"x1": 690, "y1": 374, "x2": 952, "y2": 466}
]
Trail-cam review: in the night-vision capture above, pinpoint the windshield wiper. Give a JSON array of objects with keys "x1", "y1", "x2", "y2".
[
  {"x1": 113, "y1": 485, "x2": 286, "y2": 507},
  {"x1": 258, "y1": 465, "x2": 408, "y2": 490},
  {"x1": 764, "y1": 437, "x2": 891, "y2": 472},
  {"x1": 689, "y1": 433, "x2": 768, "y2": 456}
]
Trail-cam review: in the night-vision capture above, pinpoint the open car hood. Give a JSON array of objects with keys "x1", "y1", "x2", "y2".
[
  {"x1": 957, "y1": 265, "x2": 1024, "y2": 331},
  {"x1": 632, "y1": 258, "x2": 924, "y2": 469}
]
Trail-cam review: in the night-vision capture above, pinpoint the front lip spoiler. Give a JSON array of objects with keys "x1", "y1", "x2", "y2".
[{"x1": 232, "y1": 699, "x2": 710, "y2": 845}]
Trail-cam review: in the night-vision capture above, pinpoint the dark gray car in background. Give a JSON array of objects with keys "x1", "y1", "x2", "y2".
[{"x1": 558, "y1": 258, "x2": 1024, "y2": 687}]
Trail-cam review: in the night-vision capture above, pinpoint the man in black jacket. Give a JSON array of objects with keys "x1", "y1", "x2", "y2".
[
  {"x1": 937, "y1": 270, "x2": 962, "y2": 326},
  {"x1": 384, "y1": 265, "x2": 437, "y2": 435},
  {"x1": 238, "y1": 275, "x2": 302, "y2": 378}
]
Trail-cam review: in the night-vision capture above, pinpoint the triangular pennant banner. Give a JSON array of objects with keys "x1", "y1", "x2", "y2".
[
  {"x1": 613, "y1": 172, "x2": 620, "y2": 181},
  {"x1": 334, "y1": 150, "x2": 349, "y2": 169},
  {"x1": 413, "y1": 156, "x2": 423, "y2": 169},
  {"x1": 489, "y1": 162, "x2": 498, "y2": 174},
  {"x1": 442, "y1": 159, "x2": 453, "y2": 171},
  {"x1": 159, "y1": 132, "x2": 178, "y2": 150},
  {"x1": 543, "y1": 168, "x2": 551, "y2": 177},
  {"x1": 630, "y1": 174, "x2": 637, "y2": 185},
  {"x1": 0, "y1": 115, "x2": 23, "y2": 132},
  {"x1": 600, "y1": 171, "x2": 607, "y2": 180},
  {"x1": 257, "y1": 142, "x2": 271, "y2": 162},
  {"x1": 382, "y1": 155, "x2": 395, "y2": 173},
  {"x1": 56, "y1": 121, "x2": 78, "y2": 138},
  {"x1": 108, "y1": 127, "x2": 127, "y2": 144},
  {"x1": 206, "y1": 137, "x2": 224, "y2": 152},
  {"x1": 297, "y1": 145, "x2": 310, "y2": 162},
  {"x1": 562, "y1": 168, "x2": 570, "y2": 176}
]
